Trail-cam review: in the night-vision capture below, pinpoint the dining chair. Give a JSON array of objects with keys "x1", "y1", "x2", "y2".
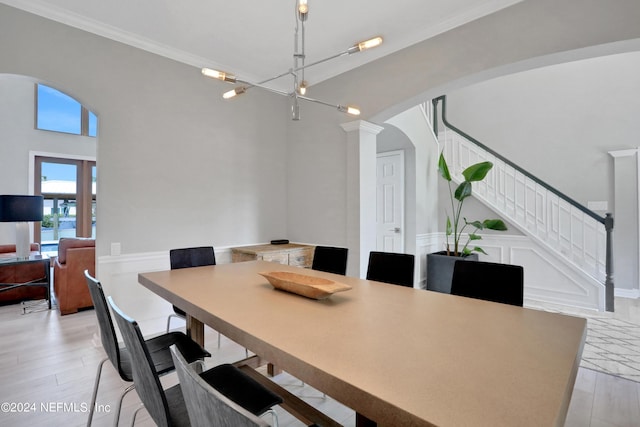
[
  {"x1": 108, "y1": 295, "x2": 192, "y2": 427},
  {"x1": 311, "y1": 246, "x2": 349, "y2": 275},
  {"x1": 366, "y1": 251, "x2": 415, "y2": 288},
  {"x1": 170, "y1": 345, "x2": 281, "y2": 427},
  {"x1": 450, "y1": 260, "x2": 524, "y2": 306},
  {"x1": 84, "y1": 271, "x2": 210, "y2": 427},
  {"x1": 166, "y1": 247, "x2": 217, "y2": 340},
  {"x1": 107, "y1": 295, "x2": 283, "y2": 427}
]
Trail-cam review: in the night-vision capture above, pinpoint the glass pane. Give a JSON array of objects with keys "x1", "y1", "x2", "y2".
[
  {"x1": 36, "y1": 84, "x2": 82, "y2": 135},
  {"x1": 41, "y1": 162, "x2": 78, "y2": 247},
  {"x1": 88, "y1": 111, "x2": 98, "y2": 137},
  {"x1": 92, "y1": 165, "x2": 97, "y2": 196}
]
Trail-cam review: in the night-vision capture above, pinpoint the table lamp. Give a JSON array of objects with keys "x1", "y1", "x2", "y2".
[{"x1": 0, "y1": 195, "x2": 44, "y2": 259}]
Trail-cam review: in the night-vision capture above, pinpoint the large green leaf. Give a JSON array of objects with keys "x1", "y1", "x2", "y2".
[
  {"x1": 483, "y1": 219, "x2": 508, "y2": 231},
  {"x1": 438, "y1": 152, "x2": 451, "y2": 182},
  {"x1": 454, "y1": 182, "x2": 472, "y2": 201},
  {"x1": 466, "y1": 220, "x2": 484, "y2": 229},
  {"x1": 462, "y1": 161, "x2": 493, "y2": 182}
]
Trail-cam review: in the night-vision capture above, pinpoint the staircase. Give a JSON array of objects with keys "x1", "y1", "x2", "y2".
[{"x1": 429, "y1": 96, "x2": 614, "y2": 311}]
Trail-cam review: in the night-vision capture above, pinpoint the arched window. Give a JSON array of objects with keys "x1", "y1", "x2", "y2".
[{"x1": 35, "y1": 84, "x2": 98, "y2": 137}]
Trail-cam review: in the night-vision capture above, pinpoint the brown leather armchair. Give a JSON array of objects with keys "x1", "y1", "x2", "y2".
[
  {"x1": 54, "y1": 238, "x2": 95, "y2": 315},
  {"x1": 0, "y1": 243, "x2": 46, "y2": 304}
]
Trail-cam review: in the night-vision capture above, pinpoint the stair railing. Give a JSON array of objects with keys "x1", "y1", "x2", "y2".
[{"x1": 432, "y1": 95, "x2": 614, "y2": 311}]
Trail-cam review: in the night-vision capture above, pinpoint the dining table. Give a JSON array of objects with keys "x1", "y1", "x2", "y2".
[{"x1": 138, "y1": 260, "x2": 586, "y2": 427}]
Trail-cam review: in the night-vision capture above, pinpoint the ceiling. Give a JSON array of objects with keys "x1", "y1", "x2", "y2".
[{"x1": 2, "y1": 0, "x2": 523, "y2": 92}]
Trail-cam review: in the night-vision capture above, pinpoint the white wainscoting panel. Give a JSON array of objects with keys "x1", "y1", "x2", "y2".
[
  {"x1": 417, "y1": 233, "x2": 605, "y2": 311},
  {"x1": 415, "y1": 233, "x2": 441, "y2": 289},
  {"x1": 97, "y1": 247, "x2": 233, "y2": 335}
]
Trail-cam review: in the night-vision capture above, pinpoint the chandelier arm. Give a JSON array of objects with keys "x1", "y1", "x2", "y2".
[
  {"x1": 239, "y1": 48, "x2": 351, "y2": 90},
  {"x1": 236, "y1": 79, "x2": 291, "y2": 97},
  {"x1": 297, "y1": 94, "x2": 341, "y2": 109},
  {"x1": 297, "y1": 95, "x2": 330, "y2": 107},
  {"x1": 253, "y1": 70, "x2": 295, "y2": 86},
  {"x1": 292, "y1": 50, "x2": 350, "y2": 74},
  {"x1": 298, "y1": 95, "x2": 360, "y2": 116},
  {"x1": 240, "y1": 49, "x2": 346, "y2": 90}
]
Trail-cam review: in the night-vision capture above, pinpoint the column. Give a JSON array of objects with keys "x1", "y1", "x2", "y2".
[{"x1": 341, "y1": 120, "x2": 384, "y2": 278}]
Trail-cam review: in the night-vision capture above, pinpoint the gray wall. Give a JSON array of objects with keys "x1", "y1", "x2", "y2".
[
  {"x1": 2, "y1": 0, "x2": 640, "y2": 264},
  {"x1": 445, "y1": 52, "x2": 640, "y2": 207},
  {"x1": 0, "y1": 4, "x2": 289, "y2": 257}
]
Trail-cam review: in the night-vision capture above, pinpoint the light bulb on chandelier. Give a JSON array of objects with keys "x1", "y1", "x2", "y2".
[{"x1": 201, "y1": 0, "x2": 382, "y2": 120}]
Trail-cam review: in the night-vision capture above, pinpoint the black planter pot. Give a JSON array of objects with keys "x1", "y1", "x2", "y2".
[{"x1": 426, "y1": 251, "x2": 479, "y2": 294}]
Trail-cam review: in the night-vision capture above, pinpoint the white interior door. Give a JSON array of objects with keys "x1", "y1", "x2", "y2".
[{"x1": 376, "y1": 151, "x2": 404, "y2": 252}]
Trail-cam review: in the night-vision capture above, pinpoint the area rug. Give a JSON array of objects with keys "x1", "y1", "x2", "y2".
[{"x1": 579, "y1": 316, "x2": 640, "y2": 383}]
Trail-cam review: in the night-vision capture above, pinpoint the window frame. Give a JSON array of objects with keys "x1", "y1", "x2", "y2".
[
  {"x1": 34, "y1": 156, "x2": 97, "y2": 244},
  {"x1": 34, "y1": 83, "x2": 97, "y2": 137}
]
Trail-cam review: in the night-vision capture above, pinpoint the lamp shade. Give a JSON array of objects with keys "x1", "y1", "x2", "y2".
[{"x1": 0, "y1": 195, "x2": 44, "y2": 222}]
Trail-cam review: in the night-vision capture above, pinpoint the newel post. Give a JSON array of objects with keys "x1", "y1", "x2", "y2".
[{"x1": 604, "y1": 212, "x2": 615, "y2": 312}]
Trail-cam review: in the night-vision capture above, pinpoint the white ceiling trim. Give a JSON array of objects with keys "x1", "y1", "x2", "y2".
[
  {"x1": 1, "y1": 0, "x2": 244, "y2": 79},
  {"x1": 1, "y1": 0, "x2": 524, "y2": 90}
]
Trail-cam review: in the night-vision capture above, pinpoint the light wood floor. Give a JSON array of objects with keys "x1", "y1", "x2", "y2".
[{"x1": 0, "y1": 300, "x2": 639, "y2": 427}]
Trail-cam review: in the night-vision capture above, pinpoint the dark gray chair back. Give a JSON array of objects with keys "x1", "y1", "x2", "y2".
[
  {"x1": 170, "y1": 246, "x2": 216, "y2": 269},
  {"x1": 84, "y1": 271, "x2": 130, "y2": 380},
  {"x1": 169, "y1": 246, "x2": 216, "y2": 317},
  {"x1": 451, "y1": 260, "x2": 524, "y2": 306},
  {"x1": 311, "y1": 246, "x2": 348, "y2": 275},
  {"x1": 170, "y1": 346, "x2": 270, "y2": 427},
  {"x1": 108, "y1": 296, "x2": 182, "y2": 427},
  {"x1": 366, "y1": 251, "x2": 415, "y2": 287}
]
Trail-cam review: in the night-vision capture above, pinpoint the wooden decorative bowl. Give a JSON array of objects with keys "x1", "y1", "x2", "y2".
[{"x1": 259, "y1": 271, "x2": 352, "y2": 300}]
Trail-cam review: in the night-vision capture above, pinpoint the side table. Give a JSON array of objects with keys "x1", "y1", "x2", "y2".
[
  {"x1": 231, "y1": 243, "x2": 314, "y2": 268},
  {"x1": 0, "y1": 254, "x2": 51, "y2": 312}
]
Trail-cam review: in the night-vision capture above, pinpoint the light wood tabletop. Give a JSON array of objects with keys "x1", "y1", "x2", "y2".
[{"x1": 139, "y1": 260, "x2": 586, "y2": 427}]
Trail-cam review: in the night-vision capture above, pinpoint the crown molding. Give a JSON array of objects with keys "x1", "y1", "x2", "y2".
[{"x1": 2, "y1": 0, "x2": 524, "y2": 91}]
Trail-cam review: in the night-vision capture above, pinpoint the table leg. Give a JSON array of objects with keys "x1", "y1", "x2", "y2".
[
  {"x1": 356, "y1": 413, "x2": 377, "y2": 427},
  {"x1": 185, "y1": 314, "x2": 205, "y2": 347},
  {"x1": 45, "y1": 259, "x2": 51, "y2": 310},
  {"x1": 267, "y1": 363, "x2": 282, "y2": 376}
]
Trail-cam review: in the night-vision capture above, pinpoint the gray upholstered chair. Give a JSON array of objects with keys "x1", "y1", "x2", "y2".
[
  {"x1": 108, "y1": 295, "x2": 282, "y2": 427},
  {"x1": 170, "y1": 345, "x2": 273, "y2": 427},
  {"x1": 84, "y1": 271, "x2": 210, "y2": 426},
  {"x1": 108, "y1": 295, "x2": 193, "y2": 427}
]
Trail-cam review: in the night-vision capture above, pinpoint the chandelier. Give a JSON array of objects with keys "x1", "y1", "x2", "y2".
[{"x1": 201, "y1": 0, "x2": 383, "y2": 120}]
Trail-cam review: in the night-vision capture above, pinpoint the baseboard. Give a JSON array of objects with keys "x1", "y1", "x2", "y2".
[{"x1": 615, "y1": 288, "x2": 640, "y2": 299}]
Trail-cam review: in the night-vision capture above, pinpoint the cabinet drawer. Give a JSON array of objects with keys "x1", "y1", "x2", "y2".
[
  {"x1": 289, "y1": 250, "x2": 312, "y2": 267},
  {"x1": 231, "y1": 252, "x2": 257, "y2": 263},
  {"x1": 230, "y1": 244, "x2": 314, "y2": 268},
  {"x1": 261, "y1": 253, "x2": 289, "y2": 265}
]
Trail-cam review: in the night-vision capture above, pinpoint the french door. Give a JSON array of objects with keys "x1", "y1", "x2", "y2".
[{"x1": 34, "y1": 156, "x2": 96, "y2": 250}]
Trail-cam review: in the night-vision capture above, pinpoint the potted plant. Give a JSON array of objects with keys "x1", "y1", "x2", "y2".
[{"x1": 426, "y1": 152, "x2": 507, "y2": 293}]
